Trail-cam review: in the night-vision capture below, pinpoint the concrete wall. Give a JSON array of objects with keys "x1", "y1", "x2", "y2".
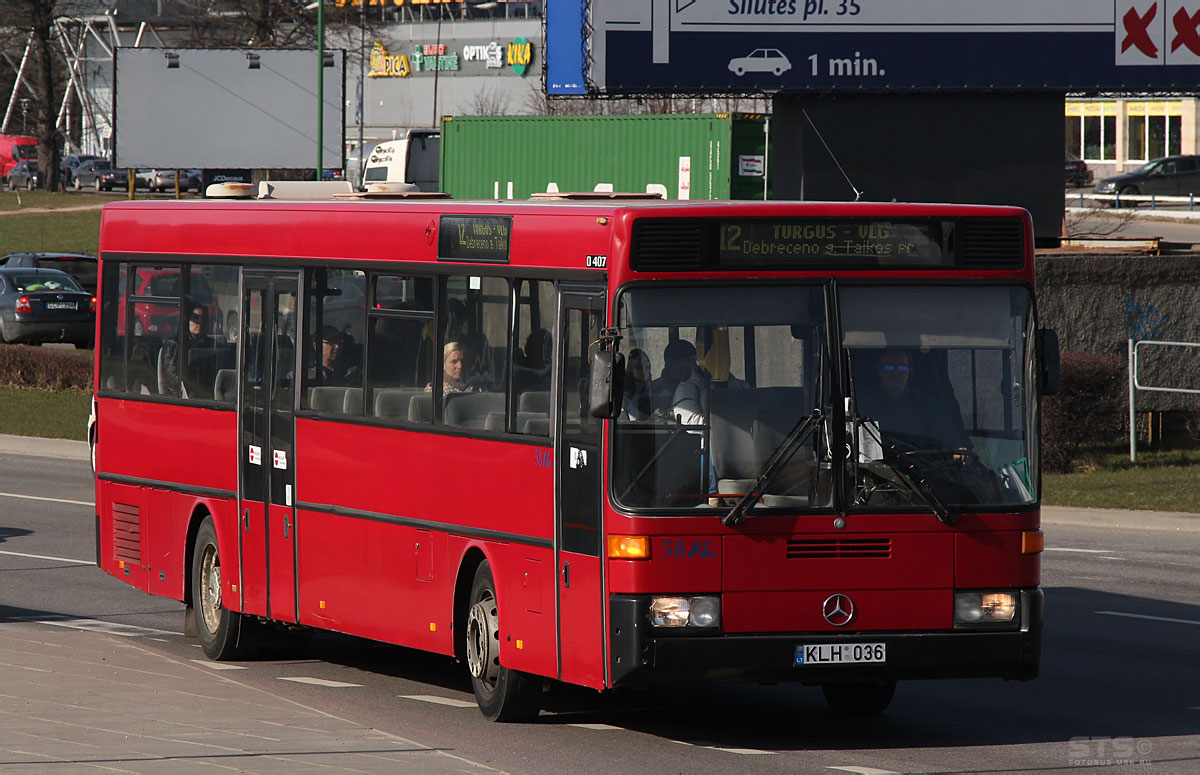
[{"x1": 1037, "y1": 251, "x2": 1200, "y2": 411}]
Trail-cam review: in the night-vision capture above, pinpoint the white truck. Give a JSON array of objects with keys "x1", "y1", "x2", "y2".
[{"x1": 361, "y1": 129, "x2": 440, "y2": 191}]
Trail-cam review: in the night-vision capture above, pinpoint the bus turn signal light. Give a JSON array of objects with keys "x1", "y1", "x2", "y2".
[
  {"x1": 608, "y1": 535, "x2": 650, "y2": 560},
  {"x1": 1022, "y1": 531, "x2": 1044, "y2": 554}
]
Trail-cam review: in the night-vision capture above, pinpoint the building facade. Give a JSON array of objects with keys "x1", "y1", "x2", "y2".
[{"x1": 1065, "y1": 98, "x2": 1199, "y2": 179}]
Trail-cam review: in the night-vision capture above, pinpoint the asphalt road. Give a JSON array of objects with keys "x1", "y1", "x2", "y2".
[{"x1": 1, "y1": 451, "x2": 1197, "y2": 774}]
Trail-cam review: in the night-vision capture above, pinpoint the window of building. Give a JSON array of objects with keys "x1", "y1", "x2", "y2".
[
  {"x1": 1126, "y1": 102, "x2": 1184, "y2": 162},
  {"x1": 1066, "y1": 101, "x2": 1118, "y2": 161}
]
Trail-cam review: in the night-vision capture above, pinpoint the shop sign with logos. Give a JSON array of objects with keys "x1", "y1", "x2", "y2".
[{"x1": 368, "y1": 37, "x2": 533, "y2": 78}]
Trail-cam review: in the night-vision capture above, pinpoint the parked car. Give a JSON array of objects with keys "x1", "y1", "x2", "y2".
[
  {"x1": 147, "y1": 169, "x2": 202, "y2": 192},
  {"x1": 7, "y1": 160, "x2": 38, "y2": 191},
  {"x1": 60, "y1": 153, "x2": 102, "y2": 187},
  {"x1": 0, "y1": 267, "x2": 95, "y2": 347},
  {"x1": 72, "y1": 159, "x2": 129, "y2": 191},
  {"x1": 1065, "y1": 152, "x2": 1093, "y2": 188},
  {"x1": 728, "y1": 48, "x2": 792, "y2": 76},
  {"x1": 0, "y1": 252, "x2": 98, "y2": 294},
  {"x1": 1094, "y1": 154, "x2": 1200, "y2": 201}
]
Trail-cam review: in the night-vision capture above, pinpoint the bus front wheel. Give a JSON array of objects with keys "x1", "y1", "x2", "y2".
[
  {"x1": 191, "y1": 517, "x2": 245, "y2": 660},
  {"x1": 821, "y1": 680, "x2": 896, "y2": 714},
  {"x1": 465, "y1": 561, "x2": 541, "y2": 721}
]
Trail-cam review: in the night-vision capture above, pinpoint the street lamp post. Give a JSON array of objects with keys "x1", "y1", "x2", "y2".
[{"x1": 317, "y1": 0, "x2": 325, "y2": 180}]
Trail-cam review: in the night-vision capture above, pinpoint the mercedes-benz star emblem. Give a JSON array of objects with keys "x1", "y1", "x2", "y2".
[{"x1": 822, "y1": 593, "x2": 855, "y2": 627}]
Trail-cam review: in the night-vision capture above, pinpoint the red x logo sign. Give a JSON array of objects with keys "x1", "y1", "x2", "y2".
[
  {"x1": 1172, "y1": 6, "x2": 1200, "y2": 54},
  {"x1": 1123, "y1": 4, "x2": 1159, "y2": 58}
]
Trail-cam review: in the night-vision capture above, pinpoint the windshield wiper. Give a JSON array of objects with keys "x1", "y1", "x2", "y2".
[
  {"x1": 723, "y1": 408, "x2": 823, "y2": 527},
  {"x1": 858, "y1": 422, "x2": 956, "y2": 525}
]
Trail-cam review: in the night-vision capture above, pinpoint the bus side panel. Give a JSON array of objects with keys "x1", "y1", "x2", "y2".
[
  {"x1": 293, "y1": 421, "x2": 556, "y2": 668},
  {"x1": 143, "y1": 487, "x2": 175, "y2": 599},
  {"x1": 296, "y1": 510, "x2": 453, "y2": 655},
  {"x1": 97, "y1": 401, "x2": 238, "y2": 493}
]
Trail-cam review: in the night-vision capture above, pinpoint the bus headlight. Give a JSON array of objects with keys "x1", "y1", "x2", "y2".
[
  {"x1": 649, "y1": 595, "x2": 721, "y2": 629},
  {"x1": 954, "y1": 591, "x2": 1018, "y2": 628}
]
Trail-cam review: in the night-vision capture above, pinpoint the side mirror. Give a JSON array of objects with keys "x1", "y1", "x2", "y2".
[
  {"x1": 1037, "y1": 328, "x2": 1060, "y2": 396},
  {"x1": 589, "y1": 349, "x2": 625, "y2": 419}
]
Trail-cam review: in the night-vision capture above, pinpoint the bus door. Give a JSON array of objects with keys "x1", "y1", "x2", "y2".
[
  {"x1": 555, "y1": 287, "x2": 607, "y2": 688},
  {"x1": 238, "y1": 272, "x2": 300, "y2": 623}
]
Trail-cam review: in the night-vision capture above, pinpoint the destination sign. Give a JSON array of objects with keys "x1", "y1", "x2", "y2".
[
  {"x1": 717, "y1": 219, "x2": 946, "y2": 267},
  {"x1": 438, "y1": 215, "x2": 512, "y2": 263}
]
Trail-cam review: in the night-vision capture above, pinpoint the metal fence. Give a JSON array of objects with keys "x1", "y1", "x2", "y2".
[{"x1": 1128, "y1": 339, "x2": 1200, "y2": 461}]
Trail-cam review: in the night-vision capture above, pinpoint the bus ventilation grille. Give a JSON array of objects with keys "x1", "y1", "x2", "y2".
[
  {"x1": 786, "y1": 537, "x2": 891, "y2": 559},
  {"x1": 631, "y1": 220, "x2": 704, "y2": 271},
  {"x1": 957, "y1": 219, "x2": 1024, "y2": 269},
  {"x1": 112, "y1": 502, "x2": 141, "y2": 565}
]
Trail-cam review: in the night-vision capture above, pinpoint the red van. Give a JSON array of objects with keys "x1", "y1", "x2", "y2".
[{"x1": 0, "y1": 135, "x2": 37, "y2": 183}]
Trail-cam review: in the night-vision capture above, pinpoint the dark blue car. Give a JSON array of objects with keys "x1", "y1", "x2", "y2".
[{"x1": 0, "y1": 267, "x2": 94, "y2": 347}]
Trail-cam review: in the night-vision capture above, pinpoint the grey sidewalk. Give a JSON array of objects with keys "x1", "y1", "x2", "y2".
[{"x1": 0, "y1": 620, "x2": 497, "y2": 774}]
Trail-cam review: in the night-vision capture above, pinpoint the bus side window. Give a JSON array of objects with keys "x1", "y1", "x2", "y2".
[
  {"x1": 301, "y1": 268, "x2": 366, "y2": 413},
  {"x1": 367, "y1": 274, "x2": 434, "y2": 422},
  {"x1": 511, "y1": 278, "x2": 554, "y2": 436},
  {"x1": 98, "y1": 262, "x2": 128, "y2": 392},
  {"x1": 441, "y1": 275, "x2": 509, "y2": 429}
]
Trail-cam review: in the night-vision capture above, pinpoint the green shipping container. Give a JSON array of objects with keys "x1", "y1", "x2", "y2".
[{"x1": 439, "y1": 114, "x2": 772, "y2": 200}]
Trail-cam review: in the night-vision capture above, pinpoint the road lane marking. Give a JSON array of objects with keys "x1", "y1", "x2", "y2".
[
  {"x1": 0, "y1": 491, "x2": 92, "y2": 507},
  {"x1": 1045, "y1": 548, "x2": 1113, "y2": 554},
  {"x1": 401, "y1": 694, "x2": 476, "y2": 708},
  {"x1": 0, "y1": 549, "x2": 92, "y2": 565},
  {"x1": 568, "y1": 723, "x2": 624, "y2": 730},
  {"x1": 279, "y1": 676, "x2": 362, "y2": 688},
  {"x1": 672, "y1": 740, "x2": 774, "y2": 755},
  {"x1": 27, "y1": 618, "x2": 176, "y2": 636},
  {"x1": 829, "y1": 768, "x2": 900, "y2": 775},
  {"x1": 192, "y1": 659, "x2": 247, "y2": 670},
  {"x1": 1097, "y1": 611, "x2": 1200, "y2": 626}
]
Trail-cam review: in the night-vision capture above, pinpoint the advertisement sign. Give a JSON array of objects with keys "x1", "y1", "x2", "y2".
[{"x1": 547, "y1": 0, "x2": 1200, "y2": 95}]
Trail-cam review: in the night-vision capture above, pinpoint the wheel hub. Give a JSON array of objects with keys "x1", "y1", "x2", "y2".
[
  {"x1": 200, "y1": 547, "x2": 222, "y2": 634},
  {"x1": 465, "y1": 596, "x2": 500, "y2": 684}
]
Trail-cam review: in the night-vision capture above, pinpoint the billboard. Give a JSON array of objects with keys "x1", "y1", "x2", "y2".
[
  {"x1": 114, "y1": 48, "x2": 345, "y2": 169},
  {"x1": 547, "y1": 0, "x2": 1200, "y2": 95}
]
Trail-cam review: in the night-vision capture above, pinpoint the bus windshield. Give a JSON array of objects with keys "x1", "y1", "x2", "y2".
[
  {"x1": 612, "y1": 284, "x2": 834, "y2": 511},
  {"x1": 612, "y1": 283, "x2": 1038, "y2": 514},
  {"x1": 843, "y1": 284, "x2": 1037, "y2": 511}
]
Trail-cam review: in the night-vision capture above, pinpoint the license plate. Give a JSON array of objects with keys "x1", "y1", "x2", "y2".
[
  {"x1": 794, "y1": 642, "x2": 886, "y2": 666},
  {"x1": 45, "y1": 301, "x2": 76, "y2": 310}
]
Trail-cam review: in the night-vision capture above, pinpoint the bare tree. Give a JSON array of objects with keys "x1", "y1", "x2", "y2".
[
  {"x1": 0, "y1": 0, "x2": 73, "y2": 190},
  {"x1": 461, "y1": 84, "x2": 512, "y2": 116}
]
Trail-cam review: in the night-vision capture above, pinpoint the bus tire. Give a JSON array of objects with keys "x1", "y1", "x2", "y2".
[
  {"x1": 191, "y1": 517, "x2": 245, "y2": 660},
  {"x1": 465, "y1": 560, "x2": 541, "y2": 722},
  {"x1": 821, "y1": 680, "x2": 896, "y2": 715}
]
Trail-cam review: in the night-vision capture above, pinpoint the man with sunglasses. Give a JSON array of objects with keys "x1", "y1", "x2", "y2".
[{"x1": 863, "y1": 348, "x2": 972, "y2": 463}]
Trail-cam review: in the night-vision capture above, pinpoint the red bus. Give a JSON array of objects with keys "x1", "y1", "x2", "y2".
[{"x1": 92, "y1": 194, "x2": 1059, "y2": 720}]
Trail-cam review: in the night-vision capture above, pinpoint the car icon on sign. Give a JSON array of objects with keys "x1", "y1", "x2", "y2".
[{"x1": 728, "y1": 48, "x2": 791, "y2": 76}]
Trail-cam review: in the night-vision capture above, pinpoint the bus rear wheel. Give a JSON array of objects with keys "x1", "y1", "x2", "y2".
[
  {"x1": 191, "y1": 517, "x2": 245, "y2": 660},
  {"x1": 821, "y1": 680, "x2": 896, "y2": 714},
  {"x1": 465, "y1": 561, "x2": 541, "y2": 721}
]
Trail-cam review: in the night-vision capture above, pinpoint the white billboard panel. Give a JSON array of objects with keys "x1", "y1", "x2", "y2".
[{"x1": 114, "y1": 47, "x2": 345, "y2": 169}]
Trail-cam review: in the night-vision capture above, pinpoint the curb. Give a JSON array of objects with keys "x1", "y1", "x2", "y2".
[
  {"x1": 0, "y1": 433, "x2": 89, "y2": 461},
  {"x1": 1043, "y1": 505, "x2": 1200, "y2": 532}
]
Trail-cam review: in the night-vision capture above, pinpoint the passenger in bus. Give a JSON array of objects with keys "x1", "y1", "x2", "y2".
[
  {"x1": 313, "y1": 325, "x2": 359, "y2": 385},
  {"x1": 650, "y1": 340, "x2": 700, "y2": 412},
  {"x1": 859, "y1": 348, "x2": 971, "y2": 459},
  {"x1": 622, "y1": 348, "x2": 654, "y2": 420},
  {"x1": 427, "y1": 341, "x2": 479, "y2": 395},
  {"x1": 672, "y1": 335, "x2": 749, "y2": 426}
]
